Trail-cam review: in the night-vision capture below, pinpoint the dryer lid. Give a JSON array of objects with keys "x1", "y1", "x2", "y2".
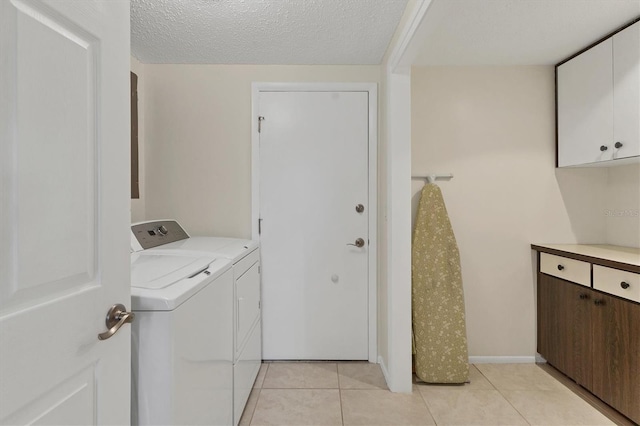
[{"x1": 152, "y1": 237, "x2": 259, "y2": 262}]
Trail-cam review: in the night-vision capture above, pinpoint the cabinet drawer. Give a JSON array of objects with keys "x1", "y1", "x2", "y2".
[
  {"x1": 540, "y1": 253, "x2": 590, "y2": 287},
  {"x1": 593, "y1": 265, "x2": 640, "y2": 303}
]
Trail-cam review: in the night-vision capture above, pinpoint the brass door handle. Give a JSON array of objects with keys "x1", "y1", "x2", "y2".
[
  {"x1": 98, "y1": 304, "x2": 135, "y2": 341},
  {"x1": 347, "y1": 238, "x2": 365, "y2": 248}
]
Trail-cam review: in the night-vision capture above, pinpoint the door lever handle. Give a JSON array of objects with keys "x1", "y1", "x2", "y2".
[
  {"x1": 347, "y1": 238, "x2": 365, "y2": 248},
  {"x1": 98, "y1": 304, "x2": 135, "y2": 341}
]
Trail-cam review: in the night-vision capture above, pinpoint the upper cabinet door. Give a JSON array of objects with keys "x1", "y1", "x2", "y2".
[
  {"x1": 557, "y1": 20, "x2": 640, "y2": 168},
  {"x1": 613, "y1": 22, "x2": 640, "y2": 160},
  {"x1": 558, "y1": 39, "x2": 614, "y2": 167}
]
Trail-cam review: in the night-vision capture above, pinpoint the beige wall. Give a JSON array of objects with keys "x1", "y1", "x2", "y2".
[
  {"x1": 411, "y1": 66, "x2": 613, "y2": 357},
  {"x1": 136, "y1": 52, "x2": 635, "y2": 368},
  {"x1": 130, "y1": 56, "x2": 146, "y2": 223},
  {"x1": 142, "y1": 65, "x2": 380, "y2": 238},
  {"x1": 605, "y1": 164, "x2": 640, "y2": 247}
]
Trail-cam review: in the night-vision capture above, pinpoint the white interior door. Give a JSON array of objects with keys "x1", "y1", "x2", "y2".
[
  {"x1": 0, "y1": 1, "x2": 131, "y2": 424},
  {"x1": 259, "y1": 90, "x2": 369, "y2": 360}
]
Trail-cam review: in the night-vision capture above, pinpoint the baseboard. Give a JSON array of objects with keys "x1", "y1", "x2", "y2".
[
  {"x1": 469, "y1": 356, "x2": 536, "y2": 364},
  {"x1": 378, "y1": 355, "x2": 390, "y2": 386}
]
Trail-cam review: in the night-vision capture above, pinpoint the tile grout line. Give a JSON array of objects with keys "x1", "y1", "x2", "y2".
[
  {"x1": 261, "y1": 386, "x2": 341, "y2": 389},
  {"x1": 247, "y1": 363, "x2": 268, "y2": 426},
  {"x1": 337, "y1": 363, "x2": 345, "y2": 426},
  {"x1": 246, "y1": 389, "x2": 261, "y2": 426},
  {"x1": 475, "y1": 365, "x2": 532, "y2": 425},
  {"x1": 537, "y1": 363, "x2": 630, "y2": 426},
  {"x1": 494, "y1": 387, "x2": 533, "y2": 426},
  {"x1": 414, "y1": 383, "x2": 438, "y2": 425},
  {"x1": 471, "y1": 364, "x2": 497, "y2": 391}
]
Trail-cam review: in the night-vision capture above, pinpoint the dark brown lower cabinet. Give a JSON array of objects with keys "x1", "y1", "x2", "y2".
[
  {"x1": 591, "y1": 292, "x2": 640, "y2": 424},
  {"x1": 538, "y1": 273, "x2": 579, "y2": 378},
  {"x1": 538, "y1": 273, "x2": 640, "y2": 424}
]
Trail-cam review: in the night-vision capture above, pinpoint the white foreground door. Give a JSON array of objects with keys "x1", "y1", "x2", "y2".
[
  {"x1": 259, "y1": 91, "x2": 369, "y2": 360},
  {"x1": 0, "y1": 1, "x2": 131, "y2": 424}
]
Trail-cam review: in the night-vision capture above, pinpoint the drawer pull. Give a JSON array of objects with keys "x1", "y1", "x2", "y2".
[
  {"x1": 579, "y1": 293, "x2": 590, "y2": 300},
  {"x1": 557, "y1": 264, "x2": 565, "y2": 271},
  {"x1": 621, "y1": 281, "x2": 630, "y2": 290},
  {"x1": 594, "y1": 299, "x2": 605, "y2": 306},
  {"x1": 600, "y1": 145, "x2": 608, "y2": 152}
]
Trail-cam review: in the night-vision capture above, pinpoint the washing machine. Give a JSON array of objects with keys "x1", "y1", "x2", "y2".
[
  {"x1": 131, "y1": 220, "x2": 262, "y2": 426},
  {"x1": 130, "y1": 244, "x2": 233, "y2": 425}
]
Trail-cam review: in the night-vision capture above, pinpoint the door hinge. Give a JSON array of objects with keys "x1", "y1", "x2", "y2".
[
  {"x1": 258, "y1": 218, "x2": 263, "y2": 235},
  {"x1": 258, "y1": 265, "x2": 261, "y2": 274},
  {"x1": 258, "y1": 116, "x2": 265, "y2": 133}
]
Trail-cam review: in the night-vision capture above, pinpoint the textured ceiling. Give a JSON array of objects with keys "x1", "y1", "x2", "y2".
[
  {"x1": 131, "y1": 0, "x2": 409, "y2": 64},
  {"x1": 414, "y1": 0, "x2": 640, "y2": 66}
]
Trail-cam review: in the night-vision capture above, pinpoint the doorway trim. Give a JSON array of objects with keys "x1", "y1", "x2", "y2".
[
  {"x1": 251, "y1": 82, "x2": 378, "y2": 362},
  {"x1": 381, "y1": 0, "x2": 434, "y2": 392}
]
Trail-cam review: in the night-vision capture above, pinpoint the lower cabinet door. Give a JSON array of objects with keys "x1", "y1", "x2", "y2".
[
  {"x1": 538, "y1": 274, "x2": 577, "y2": 377},
  {"x1": 538, "y1": 274, "x2": 593, "y2": 386},
  {"x1": 570, "y1": 285, "x2": 593, "y2": 389},
  {"x1": 591, "y1": 293, "x2": 640, "y2": 424}
]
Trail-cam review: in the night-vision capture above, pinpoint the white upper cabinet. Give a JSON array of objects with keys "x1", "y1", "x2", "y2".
[
  {"x1": 613, "y1": 22, "x2": 640, "y2": 161},
  {"x1": 558, "y1": 39, "x2": 613, "y2": 166},
  {"x1": 558, "y1": 21, "x2": 640, "y2": 167}
]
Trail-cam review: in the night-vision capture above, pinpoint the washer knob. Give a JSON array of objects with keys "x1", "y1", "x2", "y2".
[{"x1": 157, "y1": 225, "x2": 168, "y2": 235}]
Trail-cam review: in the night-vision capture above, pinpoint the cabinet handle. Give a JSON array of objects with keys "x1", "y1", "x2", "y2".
[
  {"x1": 594, "y1": 299, "x2": 605, "y2": 306},
  {"x1": 600, "y1": 145, "x2": 608, "y2": 152},
  {"x1": 579, "y1": 293, "x2": 589, "y2": 300},
  {"x1": 557, "y1": 264, "x2": 565, "y2": 271},
  {"x1": 621, "y1": 281, "x2": 630, "y2": 290},
  {"x1": 614, "y1": 142, "x2": 623, "y2": 149}
]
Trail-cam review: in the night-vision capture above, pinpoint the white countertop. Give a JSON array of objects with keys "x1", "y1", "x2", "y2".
[{"x1": 532, "y1": 244, "x2": 640, "y2": 268}]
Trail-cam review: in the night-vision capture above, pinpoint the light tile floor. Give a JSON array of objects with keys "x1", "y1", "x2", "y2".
[{"x1": 240, "y1": 362, "x2": 618, "y2": 426}]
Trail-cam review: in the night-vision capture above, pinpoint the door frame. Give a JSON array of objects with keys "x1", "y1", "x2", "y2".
[{"x1": 251, "y1": 82, "x2": 378, "y2": 362}]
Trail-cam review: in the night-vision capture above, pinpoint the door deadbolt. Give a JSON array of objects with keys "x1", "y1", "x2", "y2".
[
  {"x1": 355, "y1": 204, "x2": 365, "y2": 213},
  {"x1": 347, "y1": 238, "x2": 365, "y2": 248}
]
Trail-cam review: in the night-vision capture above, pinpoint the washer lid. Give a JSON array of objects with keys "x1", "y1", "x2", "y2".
[
  {"x1": 130, "y1": 253, "x2": 232, "y2": 311},
  {"x1": 131, "y1": 253, "x2": 214, "y2": 289}
]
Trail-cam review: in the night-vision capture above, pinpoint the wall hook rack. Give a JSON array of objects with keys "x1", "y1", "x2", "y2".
[{"x1": 411, "y1": 173, "x2": 454, "y2": 184}]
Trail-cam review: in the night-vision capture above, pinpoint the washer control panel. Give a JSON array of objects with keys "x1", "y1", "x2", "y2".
[{"x1": 131, "y1": 220, "x2": 189, "y2": 251}]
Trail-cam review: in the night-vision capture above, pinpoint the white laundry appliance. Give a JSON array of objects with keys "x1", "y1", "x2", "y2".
[
  {"x1": 130, "y1": 239, "x2": 234, "y2": 425},
  {"x1": 131, "y1": 220, "x2": 262, "y2": 426}
]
